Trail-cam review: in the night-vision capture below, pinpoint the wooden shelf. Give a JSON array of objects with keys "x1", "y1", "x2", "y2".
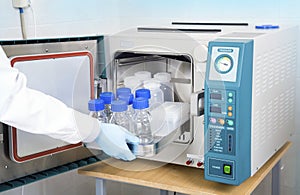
[{"x1": 78, "y1": 142, "x2": 291, "y2": 195}]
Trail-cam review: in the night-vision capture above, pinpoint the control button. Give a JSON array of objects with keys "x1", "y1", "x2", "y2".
[
  {"x1": 228, "y1": 112, "x2": 233, "y2": 117},
  {"x1": 218, "y1": 118, "x2": 225, "y2": 125},
  {"x1": 227, "y1": 120, "x2": 234, "y2": 126},
  {"x1": 186, "y1": 159, "x2": 193, "y2": 166},
  {"x1": 223, "y1": 165, "x2": 232, "y2": 175},
  {"x1": 228, "y1": 106, "x2": 233, "y2": 111},
  {"x1": 228, "y1": 92, "x2": 233, "y2": 98},
  {"x1": 228, "y1": 98, "x2": 233, "y2": 103},
  {"x1": 210, "y1": 117, "x2": 217, "y2": 124}
]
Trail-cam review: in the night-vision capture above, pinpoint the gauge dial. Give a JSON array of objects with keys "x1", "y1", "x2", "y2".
[{"x1": 214, "y1": 55, "x2": 233, "y2": 74}]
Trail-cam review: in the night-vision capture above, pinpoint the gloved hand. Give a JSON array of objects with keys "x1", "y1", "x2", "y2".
[{"x1": 94, "y1": 123, "x2": 139, "y2": 161}]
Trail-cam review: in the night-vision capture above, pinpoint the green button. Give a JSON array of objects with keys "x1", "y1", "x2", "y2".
[
  {"x1": 227, "y1": 120, "x2": 234, "y2": 126},
  {"x1": 228, "y1": 92, "x2": 233, "y2": 97},
  {"x1": 228, "y1": 98, "x2": 233, "y2": 103},
  {"x1": 224, "y1": 165, "x2": 231, "y2": 175}
]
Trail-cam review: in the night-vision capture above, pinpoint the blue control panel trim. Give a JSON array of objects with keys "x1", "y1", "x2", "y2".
[{"x1": 204, "y1": 39, "x2": 254, "y2": 185}]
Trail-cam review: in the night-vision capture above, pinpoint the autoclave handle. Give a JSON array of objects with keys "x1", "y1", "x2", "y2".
[{"x1": 190, "y1": 90, "x2": 205, "y2": 116}]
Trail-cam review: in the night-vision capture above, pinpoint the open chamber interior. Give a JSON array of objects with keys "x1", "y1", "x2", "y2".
[{"x1": 112, "y1": 51, "x2": 202, "y2": 158}]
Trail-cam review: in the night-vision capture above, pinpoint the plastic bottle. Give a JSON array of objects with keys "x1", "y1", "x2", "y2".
[
  {"x1": 124, "y1": 76, "x2": 143, "y2": 93},
  {"x1": 99, "y1": 92, "x2": 114, "y2": 121},
  {"x1": 109, "y1": 100, "x2": 130, "y2": 130},
  {"x1": 143, "y1": 79, "x2": 164, "y2": 109},
  {"x1": 134, "y1": 71, "x2": 152, "y2": 82},
  {"x1": 154, "y1": 72, "x2": 174, "y2": 102},
  {"x1": 88, "y1": 99, "x2": 108, "y2": 123},
  {"x1": 132, "y1": 97, "x2": 153, "y2": 144}
]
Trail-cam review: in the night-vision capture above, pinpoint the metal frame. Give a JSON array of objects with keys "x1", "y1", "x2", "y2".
[{"x1": 0, "y1": 36, "x2": 104, "y2": 184}]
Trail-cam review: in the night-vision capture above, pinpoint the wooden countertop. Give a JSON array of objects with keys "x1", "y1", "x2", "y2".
[{"x1": 78, "y1": 142, "x2": 291, "y2": 195}]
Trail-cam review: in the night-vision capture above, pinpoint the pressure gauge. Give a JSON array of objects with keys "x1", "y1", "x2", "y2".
[{"x1": 214, "y1": 55, "x2": 233, "y2": 74}]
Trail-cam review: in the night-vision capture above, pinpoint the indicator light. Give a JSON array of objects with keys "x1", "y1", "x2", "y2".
[
  {"x1": 227, "y1": 120, "x2": 234, "y2": 126},
  {"x1": 218, "y1": 118, "x2": 225, "y2": 125}
]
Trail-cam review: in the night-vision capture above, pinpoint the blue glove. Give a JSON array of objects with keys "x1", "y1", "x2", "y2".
[{"x1": 95, "y1": 123, "x2": 139, "y2": 161}]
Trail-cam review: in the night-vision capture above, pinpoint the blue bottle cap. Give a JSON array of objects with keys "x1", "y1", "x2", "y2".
[
  {"x1": 135, "y1": 89, "x2": 151, "y2": 99},
  {"x1": 99, "y1": 92, "x2": 115, "y2": 104},
  {"x1": 116, "y1": 87, "x2": 131, "y2": 97},
  {"x1": 118, "y1": 93, "x2": 134, "y2": 105},
  {"x1": 133, "y1": 97, "x2": 149, "y2": 110},
  {"x1": 111, "y1": 100, "x2": 128, "y2": 112},
  {"x1": 255, "y1": 25, "x2": 279, "y2": 29},
  {"x1": 88, "y1": 99, "x2": 105, "y2": 111}
]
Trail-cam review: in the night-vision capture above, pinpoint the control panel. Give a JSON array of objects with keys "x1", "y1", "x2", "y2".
[
  {"x1": 207, "y1": 89, "x2": 236, "y2": 156},
  {"x1": 204, "y1": 39, "x2": 253, "y2": 185}
]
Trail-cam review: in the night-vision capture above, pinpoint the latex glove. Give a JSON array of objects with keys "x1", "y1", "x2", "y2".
[{"x1": 95, "y1": 123, "x2": 139, "y2": 161}]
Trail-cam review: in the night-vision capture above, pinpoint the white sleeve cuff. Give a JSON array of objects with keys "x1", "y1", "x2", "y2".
[{"x1": 73, "y1": 110, "x2": 101, "y2": 143}]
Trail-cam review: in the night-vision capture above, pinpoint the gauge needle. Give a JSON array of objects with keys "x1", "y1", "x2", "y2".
[{"x1": 220, "y1": 62, "x2": 228, "y2": 66}]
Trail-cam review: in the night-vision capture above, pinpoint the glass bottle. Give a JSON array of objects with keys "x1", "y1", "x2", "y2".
[
  {"x1": 99, "y1": 92, "x2": 114, "y2": 121},
  {"x1": 109, "y1": 100, "x2": 130, "y2": 130},
  {"x1": 135, "y1": 88, "x2": 151, "y2": 99},
  {"x1": 132, "y1": 97, "x2": 153, "y2": 144},
  {"x1": 118, "y1": 93, "x2": 135, "y2": 133},
  {"x1": 88, "y1": 99, "x2": 108, "y2": 123},
  {"x1": 116, "y1": 87, "x2": 131, "y2": 98}
]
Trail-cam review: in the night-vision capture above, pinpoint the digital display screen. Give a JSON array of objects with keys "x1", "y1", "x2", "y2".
[
  {"x1": 210, "y1": 106, "x2": 222, "y2": 113},
  {"x1": 210, "y1": 93, "x2": 222, "y2": 100}
]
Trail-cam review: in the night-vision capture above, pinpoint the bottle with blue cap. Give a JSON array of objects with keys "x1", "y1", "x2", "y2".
[
  {"x1": 99, "y1": 92, "x2": 115, "y2": 121},
  {"x1": 132, "y1": 97, "x2": 153, "y2": 144},
  {"x1": 88, "y1": 99, "x2": 108, "y2": 123},
  {"x1": 135, "y1": 88, "x2": 151, "y2": 99},
  {"x1": 109, "y1": 100, "x2": 130, "y2": 131},
  {"x1": 118, "y1": 93, "x2": 135, "y2": 133},
  {"x1": 116, "y1": 87, "x2": 131, "y2": 97},
  {"x1": 118, "y1": 93, "x2": 135, "y2": 116}
]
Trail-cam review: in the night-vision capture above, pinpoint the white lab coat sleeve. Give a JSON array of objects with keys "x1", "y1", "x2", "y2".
[{"x1": 0, "y1": 48, "x2": 100, "y2": 144}]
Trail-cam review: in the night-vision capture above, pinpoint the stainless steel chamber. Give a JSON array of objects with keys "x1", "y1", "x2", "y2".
[{"x1": 102, "y1": 27, "x2": 215, "y2": 167}]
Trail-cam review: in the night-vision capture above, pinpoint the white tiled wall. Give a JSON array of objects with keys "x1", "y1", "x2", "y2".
[{"x1": 0, "y1": 0, "x2": 300, "y2": 195}]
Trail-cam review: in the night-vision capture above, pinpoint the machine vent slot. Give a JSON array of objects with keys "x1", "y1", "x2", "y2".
[
  {"x1": 253, "y1": 40, "x2": 296, "y2": 152},
  {"x1": 137, "y1": 27, "x2": 221, "y2": 33},
  {"x1": 253, "y1": 88, "x2": 295, "y2": 151},
  {"x1": 254, "y1": 41, "x2": 297, "y2": 96}
]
